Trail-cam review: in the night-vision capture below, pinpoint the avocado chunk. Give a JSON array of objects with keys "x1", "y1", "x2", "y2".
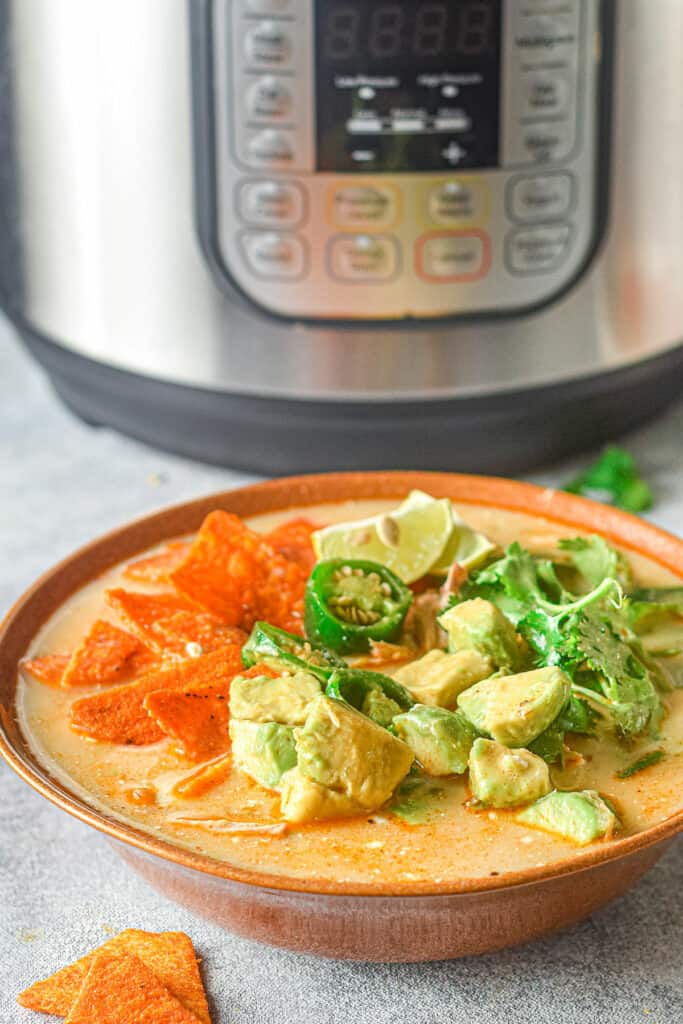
[
  {"x1": 360, "y1": 688, "x2": 403, "y2": 727},
  {"x1": 296, "y1": 695, "x2": 414, "y2": 810},
  {"x1": 229, "y1": 720, "x2": 297, "y2": 789},
  {"x1": 279, "y1": 767, "x2": 363, "y2": 823},
  {"x1": 516, "y1": 789, "x2": 619, "y2": 845},
  {"x1": 468, "y1": 737, "x2": 552, "y2": 808},
  {"x1": 229, "y1": 671, "x2": 321, "y2": 726},
  {"x1": 457, "y1": 666, "x2": 571, "y2": 747},
  {"x1": 394, "y1": 649, "x2": 493, "y2": 709},
  {"x1": 393, "y1": 704, "x2": 476, "y2": 776},
  {"x1": 439, "y1": 599, "x2": 528, "y2": 670}
]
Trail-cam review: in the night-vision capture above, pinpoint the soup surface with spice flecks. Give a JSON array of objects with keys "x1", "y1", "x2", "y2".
[{"x1": 17, "y1": 501, "x2": 683, "y2": 887}]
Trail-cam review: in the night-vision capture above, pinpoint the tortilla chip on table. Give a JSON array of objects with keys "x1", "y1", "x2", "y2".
[{"x1": 17, "y1": 929, "x2": 210, "y2": 1023}]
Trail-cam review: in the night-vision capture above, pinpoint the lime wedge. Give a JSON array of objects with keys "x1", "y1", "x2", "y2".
[
  {"x1": 399, "y1": 490, "x2": 498, "y2": 574},
  {"x1": 312, "y1": 496, "x2": 453, "y2": 584}
]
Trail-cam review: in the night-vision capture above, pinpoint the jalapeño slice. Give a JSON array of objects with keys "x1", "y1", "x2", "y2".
[
  {"x1": 241, "y1": 621, "x2": 345, "y2": 681},
  {"x1": 325, "y1": 668, "x2": 415, "y2": 728},
  {"x1": 304, "y1": 558, "x2": 413, "y2": 655}
]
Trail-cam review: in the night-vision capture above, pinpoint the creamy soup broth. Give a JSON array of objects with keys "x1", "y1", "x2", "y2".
[{"x1": 17, "y1": 502, "x2": 683, "y2": 886}]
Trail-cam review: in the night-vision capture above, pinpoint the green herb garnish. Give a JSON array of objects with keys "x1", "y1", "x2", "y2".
[
  {"x1": 617, "y1": 749, "x2": 665, "y2": 779},
  {"x1": 564, "y1": 446, "x2": 653, "y2": 513},
  {"x1": 451, "y1": 539, "x2": 666, "y2": 741}
]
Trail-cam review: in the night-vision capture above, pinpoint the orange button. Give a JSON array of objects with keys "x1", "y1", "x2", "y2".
[{"x1": 416, "y1": 230, "x2": 491, "y2": 283}]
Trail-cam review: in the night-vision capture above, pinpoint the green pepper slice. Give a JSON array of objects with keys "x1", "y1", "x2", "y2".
[
  {"x1": 325, "y1": 668, "x2": 415, "y2": 728},
  {"x1": 241, "y1": 621, "x2": 346, "y2": 681},
  {"x1": 304, "y1": 558, "x2": 413, "y2": 654}
]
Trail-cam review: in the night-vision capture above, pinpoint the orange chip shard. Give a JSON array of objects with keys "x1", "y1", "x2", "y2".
[
  {"x1": 151, "y1": 610, "x2": 247, "y2": 656},
  {"x1": 171, "y1": 753, "x2": 233, "y2": 799},
  {"x1": 61, "y1": 619, "x2": 157, "y2": 688},
  {"x1": 144, "y1": 684, "x2": 230, "y2": 762},
  {"x1": 107, "y1": 590, "x2": 203, "y2": 651},
  {"x1": 264, "y1": 517, "x2": 318, "y2": 572},
  {"x1": 70, "y1": 645, "x2": 245, "y2": 745},
  {"x1": 63, "y1": 951, "x2": 201, "y2": 1024},
  {"x1": 20, "y1": 654, "x2": 70, "y2": 687},
  {"x1": 124, "y1": 541, "x2": 193, "y2": 583},
  {"x1": 171, "y1": 510, "x2": 307, "y2": 632},
  {"x1": 145, "y1": 663, "x2": 276, "y2": 762},
  {"x1": 17, "y1": 929, "x2": 210, "y2": 1023}
]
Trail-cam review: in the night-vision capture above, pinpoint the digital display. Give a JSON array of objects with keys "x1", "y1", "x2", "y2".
[{"x1": 315, "y1": 0, "x2": 502, "y2": 173}]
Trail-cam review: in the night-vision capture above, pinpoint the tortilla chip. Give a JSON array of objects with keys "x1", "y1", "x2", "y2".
[
  {"x1": 151, "y1": 610, "x2": 247, "y2": 656},
  {"x1": 145, "y1": 663, "x2": 277, "y2": 762},
  {"x1": 144, "y1": 685, "x2": 230, "y2": 762},
  {"x1": 171, "y1": 753, "x2": 232, "y2": 799},
  {"x1": 63, "y1": 951, "x2": 201, "y2": 1024},
  {"x1": 107, "y1": 590, "x2": 202, "y2": 651},
  {"x1": 264, "y1": 517, "x2": 318, "y2": 572},
  {"x1": 171, "y1": 510, "x2": 307, "y2": 632},
  {"x1": 70, "y1": 645, "x2": 245, "y2": 745},
  {"x1": 61, "y1": 620, "x2": 157, "y2": 688},
  {"x1": 18, "y1": 929, "x2": 209, "y2": 1023},
  {"x1": 20, "y1": 654, "x2": 70, "y2": 687},
  {"x1": 124, "y1": 541, "x2": 193, "y2": 583}
]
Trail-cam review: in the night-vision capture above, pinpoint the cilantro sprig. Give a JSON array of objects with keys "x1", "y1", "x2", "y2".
[
  {"x1": 453, "y1": 538, "x2": 666, "y2": 742},
  {"x1": 564, "y1": 446, "x2": 653, "y2": 513}
]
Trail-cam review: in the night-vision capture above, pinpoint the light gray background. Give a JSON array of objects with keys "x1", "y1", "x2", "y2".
[{"x1": 1, "y1": 316, "x2": 682, "y2": 1023}]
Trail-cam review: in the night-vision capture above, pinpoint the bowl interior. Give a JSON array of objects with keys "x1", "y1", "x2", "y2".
[{"x1": 2, "y1": 470, "x2": 683, "y2": 897}]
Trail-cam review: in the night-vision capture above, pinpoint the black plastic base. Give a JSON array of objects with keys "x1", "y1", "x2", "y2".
[{"x1": 21, "y1": 326, "x2": 683, "y2": 474}]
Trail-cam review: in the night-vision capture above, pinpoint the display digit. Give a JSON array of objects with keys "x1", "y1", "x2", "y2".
[
  {"x1": 324, "y1": 7, "x2": 360, "y2": 60},
  {"x1": 457, "y1": 2, "x2": 494, "y2": 56},
  {"x1": 369, "y1": 4, "x2": 404, "y2": 60},
  {"x1": 414, "y1": 4, "x2": 448, "y2": 58}
]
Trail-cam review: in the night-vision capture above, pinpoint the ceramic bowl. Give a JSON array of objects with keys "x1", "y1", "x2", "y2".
[{"x1": 1, "y1": 472, "x2": 682, "y2": 961}]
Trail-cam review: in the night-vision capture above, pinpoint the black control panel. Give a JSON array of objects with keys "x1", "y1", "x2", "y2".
[{"x1": 315, "y1": 0, "x2": 502, "y2": 172}]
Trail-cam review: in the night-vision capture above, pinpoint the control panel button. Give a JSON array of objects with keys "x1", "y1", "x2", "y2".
[
  {"x1": 241, "y1": 232, "x2": 306, "y2": 279},
  {"x1": 508, "y1": 173, "x2": 574, "y2": 223},
  {"x1": 519, "y1": 121, "x2": 575, "y2": 164},
  {"x1": 330, "y1": 185, "x2": 397, "y2": 229},
  {"x1": 246, "y1": 76, "x2": 292, "y2": 120},
  {"x1": 329, "y1": 235, "x2": 398, "y2": 282},
  {"x1": 238, "y1": 180, "x2": 305, "y2": 228},
  {"x1": 506, "y1": 224, "x2": 572, "y2": 274},
  {"x1": 242, "y1": 0, "x2": 290, "y2": 13},
  {"x1": 513, "y1": 14, "x2": 578, "y2": 58},
  {"x1": 246, "y1": 129, "x2": 295, "y2": 165},
  {"x1": 245, "y1": 21, "x2": 292, "y2": 67},
  {"x1": 428, "y1": 180, "x2": 488, "y2": 226},
  {"x1": 417, "y1": 232, "x2": 490, "y2": 282},
  {"x1": 521, "y1": 72, "x2": 572, "y2": 119}
]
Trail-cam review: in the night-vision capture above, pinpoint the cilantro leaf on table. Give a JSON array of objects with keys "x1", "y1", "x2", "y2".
[{"x1": 564, "y1": 446, "x2": 653, "y2": 513}]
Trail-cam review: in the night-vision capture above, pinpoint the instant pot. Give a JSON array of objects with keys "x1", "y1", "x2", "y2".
[{"x1": 1, "y1": 1, "x2": 682, "y2": 472}]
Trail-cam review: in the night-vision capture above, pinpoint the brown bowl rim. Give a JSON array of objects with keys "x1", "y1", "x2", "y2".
[{"x1": 1, "y1": 470, "x2": 682, "y2": 898}]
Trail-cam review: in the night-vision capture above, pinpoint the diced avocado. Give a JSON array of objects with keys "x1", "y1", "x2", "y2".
[
  {"x1": 516, "y1": 789, "x2": 619, "y2": 845},
  {"x1": 296, "y1": 695, "x2": 414, "y2": 810},
  {"x1": 279, "y1": 767, "x2": 363, "y2": 823},
  {"x1": 468, "y1": 738, "x2": 552, "y2": 809},
  {"x1": 394, "y1": 649, "x2": 493, "y2": 709},
  {"x1": 439, "y1": 599, "x2": 528, "y2": 670},
  {"x1": 360, "y1": 688, "x2": 402, "y2": 727},
  {"x1": 229, "y1": 671, "x2": 321, "y2": 726},
  {"x1": 228, "y1": 720, "x2": 297, "y2": 789},
  {"x1": 393, "y1": 704, "x2": 476, "y2": 776},
  {"x1": 457, "y1": 666, "x2": 571, "y2": 747}
]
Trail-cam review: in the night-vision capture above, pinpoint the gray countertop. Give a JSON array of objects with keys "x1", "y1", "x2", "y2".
[{"x1": 1, "y1": 319, "x2": 682, "y2": 1023}]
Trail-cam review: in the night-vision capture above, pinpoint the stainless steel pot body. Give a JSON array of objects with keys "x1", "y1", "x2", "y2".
[{"x1": 1, "y1": 1, "x2": 682, "y2": 471}]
